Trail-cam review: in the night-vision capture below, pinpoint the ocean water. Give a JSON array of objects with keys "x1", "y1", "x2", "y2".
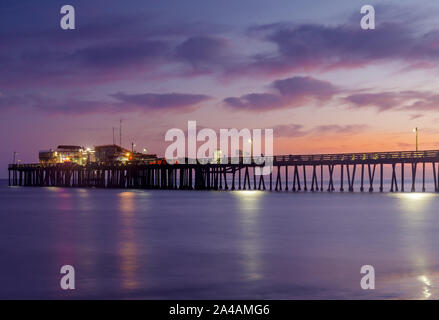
[{"x1": 1, "y1": 179, "x2": 439, "y2": 299}]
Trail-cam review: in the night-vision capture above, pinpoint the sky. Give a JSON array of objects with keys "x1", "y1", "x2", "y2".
[{"x1": 2, "y1": 0, "x2": 439, "y2": 176}]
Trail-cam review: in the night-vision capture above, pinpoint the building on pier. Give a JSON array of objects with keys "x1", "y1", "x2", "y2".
[
  {"x1": 39, "y1": 145, "x2": 95, "y2": 165},
  {"x1": 93, "y1": 144, "x2": 159, "y2": 164},
  {"x1": 38, "y1": 144, "x2": 160, "y2": 165},
  {"x1": 94, "y1": 144, "x2": 130, "y2": 163}
]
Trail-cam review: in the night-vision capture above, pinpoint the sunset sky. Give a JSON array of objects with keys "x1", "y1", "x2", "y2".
[{"x1": 2, "y1": 0, "x2": 439, "y2": 176}]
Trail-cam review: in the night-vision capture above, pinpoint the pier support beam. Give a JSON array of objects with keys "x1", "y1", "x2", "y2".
[
  {"x1": 401, "y1": 162, "x2": 405, "y2": 192},
  {"x1": 327, "y1": 165, "x2": 335, "y2": 192},
  {"x1": 368, "y1": 163, "x2": 376, "y2": 192},
  {"x1": 302, "y1": 165, "x2": 307, "y2": 191},
  {"x1": 422, "y1": 162, "x2": 426, "y2": 192},
  {"x1": 347, "y1": 164, "x2": 356, "y2": 192},
  {"x1": 390, "y1": 163, "x2": 398, "y2": 192},
  {"x1": 340, "y1": 164, "x2": 344, "y2": 192},
  {"x1": 379, "y1": 163, "x2": 383, "y2": 192},
  {"x1": 411, "y1": 162, "x2": 417, "y2": 192}
]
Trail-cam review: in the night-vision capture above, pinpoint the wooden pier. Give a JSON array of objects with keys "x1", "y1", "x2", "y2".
[{"x1": 8, "y1": 150, "x2": 439, "y2": 192}]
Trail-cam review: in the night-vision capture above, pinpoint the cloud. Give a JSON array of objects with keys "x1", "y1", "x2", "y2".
[
  {"x1": 345, "y1": 92, "x2": 406, "y2": 111},
  {"x1": 0, "y1": 94, "x2": 29, "y2": 110},
  {"x1": 110, "y1": 92, "x2": 211, "y2": 112},
  {"x1": 312, "y1": 124, "x2": 368, "y2": 134},
  {"x1": 0, "y1": 93, "x2": 109, "y2": 114},
  {"x1": 175, "y1": 36, "x2": 230, "y2": 72},
  {"x1": 0, "y1": 91, "x2": 211, "y2": 115},
  {"x1": 397, "y1": 142, "x2": 412, "y2": 148},
  {"x1": 3, "y1": 4, "x2": 439, "y2": 91},
  {"x1": 409, "y1": 114, "x2": 423, "y2": 120},
  {"x1": 271, "y1": 124, "x2": 307, "y2": 137},
  {"x1": 224, "y1": 76, "x2": 338, "y2": 111},
  {"x1": 273, "y1": 123, "x2": 368, "y2": 138},
  {"x1": 273, "y1": 77, "x2": 338, "y2": 99},
  {"x1": 233, "y1": 5, "x2": 439, "y2": 77},
  {"x1": 72, "y1": 41, "x2": 169, "y2": 69},
  {"x1": 224, "y1": 93, "x2": 284, "y2": 110},
  {"x1": 0, "y1": 7, "x2": 231, "y2": 89},
  {"x1": 407, "y1": 95, "x2": 439, "y2": 111},
  {"x1": 345, "y1": 91, "x2": 439, "y2": 112}
]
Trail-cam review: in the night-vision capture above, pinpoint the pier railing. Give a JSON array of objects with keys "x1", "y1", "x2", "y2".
[
  {"x1": 8, "y1": 150, "x2": 439, "y2": 170},
  {"x1": 8, "y1": 149, "x2": 439, "y2": 192},
  {"x1": 270, "y1": 150, "x2": 439, "y2": 164}
]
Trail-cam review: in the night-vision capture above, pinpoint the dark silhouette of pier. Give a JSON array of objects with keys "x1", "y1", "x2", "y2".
[{"x1": 8, "y1": 150, "x2": 439, "y2": 192}]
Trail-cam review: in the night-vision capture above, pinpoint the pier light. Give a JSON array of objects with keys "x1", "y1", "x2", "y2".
[
  {"x1": 413, "y1": 127, "x2": 418, "y2": 151},
  {"x1": 12, "y1": 151, "x2": 18, "y2": 164}
]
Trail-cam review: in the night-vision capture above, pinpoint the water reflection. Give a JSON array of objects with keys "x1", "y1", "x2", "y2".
[
  {"x1": 76, "y1": 188, "x2": 89, "y2": 198},
  {"x1": 56, "y1": 189, "x2": 73, "y2": 211},
  {"x1": 118, "y1": 192, "x2": 139, "y2": 290},
  {"x1": 393, "y1": 193, "x2": 435, "y2": 299},
  {"x1": 234, "y1": 191, "x2": 263, "y2": 211},
  {"x1": 393, "y1": 193, "x2": 434, "y2": 212},
  {"x1": 233, "y1": 191, "x2": 264, "y2": 281},
  {"x1": 418, "y1": 275, "x2": 432, "y2": 299},
  {"x1": 46, "y1": 187, "x2": 62, "y2": 192},
  {"x1": 53, "y1": 189, "x2": 76, "y2": 297}
]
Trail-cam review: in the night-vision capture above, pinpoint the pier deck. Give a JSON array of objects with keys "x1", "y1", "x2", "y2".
[{"x1": 8, "y1": 150, "x2": 439, "y2": 192}]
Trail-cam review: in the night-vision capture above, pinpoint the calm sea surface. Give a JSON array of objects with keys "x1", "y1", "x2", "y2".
[{"x1": 1, "y1": 179, "x2": 439, "y2": 299}]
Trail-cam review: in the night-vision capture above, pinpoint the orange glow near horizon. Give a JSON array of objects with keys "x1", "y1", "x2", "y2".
[{"x1": 274, "y1": 132, "x2": 439, "y2": 155}]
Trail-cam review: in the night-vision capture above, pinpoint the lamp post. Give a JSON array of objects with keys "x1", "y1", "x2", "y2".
[
  {"x1": 12, "y1": 151, "x2": 18, "y2": 164},
  {"x1": 248, "y1": 139, "x2": 253, "y2": 162},
  {"x1": 413, "y1": 127, "x2": 418, "y2": 152}
]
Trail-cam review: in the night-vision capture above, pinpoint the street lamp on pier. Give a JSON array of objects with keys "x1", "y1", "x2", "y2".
[
  {"x1": 12, "y1": 151, "x2": 18, "y2": 164},
  {"x1": 248, "y1": 139, "x2": 253, "y2": 162},
  {"x1": 413, "y1": 127, "x2": 418, "y2": 152}
]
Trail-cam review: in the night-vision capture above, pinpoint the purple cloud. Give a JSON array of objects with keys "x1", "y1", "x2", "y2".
[
  {"x1": 408, "y1": 95, "x2": 439, "y2": 111},
  {"x1": 224, "y1": 76, "x2": 338, "y2": 111},
  {"x1": 0, "y1": 91, "x2": 211, "y2": 115},
  {"x1": 345, "y1": 91, "x2": 439, "y2": 112},
  {"x1": 273, "y1": 123, "x2": 368, "y2": 138},
  {"x1": 273, "y1": 77, "x2": 338, "y2": 99},
  {"x1": 224, "y1": 93, "x2": 284, "y2": 110},
  {"x1": 111, "y1": 92, "x2": 211, "y2": 112},
  {"x1": 72, "y1": 40, "x2": 169, "y2": 69},
  {"x1": 312, "y1": 124, "x2": 368, "y2": 134},
  {"x1": 175, "y1": 36, "x2": 230, "y2": 72},
  {"x1": 345, "y1": 92, "x2": 405, "y2": 111},
  {"x1": 0, "y1": 93, "x2": 108, "y2": 115},
  {"x1": 233, "y1": 7, "x2": 439, "y2": 77},
  {"x1": 3, "y1": 4, "x2": 439, "y2": 92},
  {"x1": 0, "y1": 9, "x2": 231, "y2": 89},
  {"x1": 271, "y1": 124, "x2": 307, "y2": 137},
  {"x1": 409, "y1": 114, "x2": 423, "y2": 120}
]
